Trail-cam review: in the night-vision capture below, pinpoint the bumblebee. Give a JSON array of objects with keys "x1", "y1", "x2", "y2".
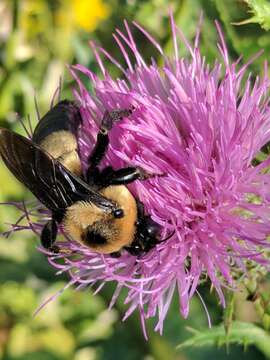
[{"x1": 0, "y1": 100, "x2": 164, "y2": 256}]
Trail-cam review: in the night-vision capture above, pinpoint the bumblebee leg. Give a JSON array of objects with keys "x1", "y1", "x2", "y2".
[
  {"x1": 41, "y1": 218, "x2": 58, "y2": 252},
  {"x1": 86, "y1": 107, "x2": 134, "y2": 181},
  {"x1": 110, "y1": 251, "x2": 122, "y2": 258},
  {"x1": 87, "y1": 130, "x2": 109, "y2": 172},
  {"x1": 100, "y1": 166, "x2": 153, "y2": 186},
  {"x1": 86, "y1": 167, "x2": 100, "y2": 186},
  {"x1": 136, "y1": 199, "x2": 145, "y2": 217}
]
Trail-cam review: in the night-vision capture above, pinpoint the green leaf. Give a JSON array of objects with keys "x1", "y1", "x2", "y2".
[
  {"x1": 214, "y1": 0, "x2": 270, "y2": 77},
  {"x1": 176, "y1": 321, "x2": 270, "y2": 358},
  {"x1": 242, "y1": 0, "x2": 270, "y2": 31}
]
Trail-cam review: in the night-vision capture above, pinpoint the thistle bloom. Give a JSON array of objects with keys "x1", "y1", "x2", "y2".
[{"x1": 7, "y1": 17, "x2": 270, "y2": 336}]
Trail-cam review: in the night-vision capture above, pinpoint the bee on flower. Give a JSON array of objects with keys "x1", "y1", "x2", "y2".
[{"x1": 2, "y1": 15, "x2": 270, "y2": 337}]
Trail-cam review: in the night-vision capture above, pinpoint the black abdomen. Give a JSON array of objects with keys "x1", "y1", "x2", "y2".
[{"x1": 32, "y1": 100, "x2": 82, "y2": 144}]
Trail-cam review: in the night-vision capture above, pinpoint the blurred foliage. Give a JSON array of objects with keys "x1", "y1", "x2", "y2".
[
  {"x1": 1, "y1": 0, "x2": 270, "y2": 359},
  {"x1": 237, "y1": 0, "x2": 270, "y2": 30},
  {"x1": 177, "y1": 321, "x2": 270, "y2": 357}
]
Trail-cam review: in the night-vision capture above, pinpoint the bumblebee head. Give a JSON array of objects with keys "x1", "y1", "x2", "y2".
[
  {"x1": 126, "y1": 216, "x2": 162, "y2": 256},
  {"x1": 141, "y1": 216, "x2": 161, "y2": 239},
  {"x1": 81, "y1": 218, "x2": 121, "y2": 253},
  {"x1": 63, "y1": 185, "x2": 138, "y2": 254}
]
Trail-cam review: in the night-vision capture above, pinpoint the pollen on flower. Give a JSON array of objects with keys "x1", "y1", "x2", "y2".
[{"x1": 3, "y1": 15, "x2": 270, "y2": 337}]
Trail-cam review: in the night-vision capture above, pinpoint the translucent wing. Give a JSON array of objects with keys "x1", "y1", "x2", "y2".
[{"x1": 0, "y1": 128, "x2": 115, "y2": 213}]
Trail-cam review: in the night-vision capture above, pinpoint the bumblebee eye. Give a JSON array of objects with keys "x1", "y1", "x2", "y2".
[
  {"x1": 145, "y1": 220, "x2": 161, "y2": 237},
  {"x1": 127, "y1": 244, "x2": 142, "y2": 256},
  {"x1": 113, "y1": 208, "x2": 124, "y2": 218}
]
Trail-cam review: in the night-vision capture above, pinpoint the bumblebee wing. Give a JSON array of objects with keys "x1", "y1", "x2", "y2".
[{"x1": 0, "y1": 128, "x2": 115, "y2": 212}]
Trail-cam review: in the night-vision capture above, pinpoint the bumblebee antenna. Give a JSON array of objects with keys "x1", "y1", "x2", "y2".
[
  {"x1": 160, "y1": 230, "x2": 175, "y2": 243},
  {"x1": 58, "y1": 76, "x2": 62, "y2": 102},
  {"x1": 27, "y1": 114, "x2": 33, "y2": 136},
  {"x1": 34, "y1": 94, "x2": 41, "y2": 122},
  {"x1": 17, "y1": 116, "x2": 31, "y2": 138},
  {"x1": 50, "y1": 77, "x2": 62, "y2": 109}
]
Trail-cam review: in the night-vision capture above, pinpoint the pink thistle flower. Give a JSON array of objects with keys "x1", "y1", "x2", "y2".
[{"x1": 4, "y1": 16, "x2": 270, "y2": 337}]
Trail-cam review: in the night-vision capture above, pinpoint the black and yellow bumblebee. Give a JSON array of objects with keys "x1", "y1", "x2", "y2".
[{"x1": 0, "y1": 100, "x2": 165, "y2": 256}]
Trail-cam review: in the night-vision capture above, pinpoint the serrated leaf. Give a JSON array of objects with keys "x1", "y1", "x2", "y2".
[
  {"x1": 243, "y1": 0, "x2": 270, "y2": 31},
  {"x1": 177, "y1": 321, "x2": 270, "y2": 358},
  {"x1": 215, "y1": 0, "x2": 270, "y2": 76}
]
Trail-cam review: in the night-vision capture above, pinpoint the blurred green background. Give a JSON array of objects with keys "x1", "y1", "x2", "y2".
[{"x1": 1, "y1": 0, "x2": 270, "y2": 359}]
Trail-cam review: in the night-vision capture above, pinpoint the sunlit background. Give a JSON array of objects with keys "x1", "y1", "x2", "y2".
[{"x1": 0, "y1": 1, "x2": 270, "y2": 359}]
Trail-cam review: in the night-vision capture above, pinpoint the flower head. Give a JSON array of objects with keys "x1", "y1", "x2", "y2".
[
  {"x1": 56, "y1": 0, "x2": 110, "y2": 32},
  {"x1": 6, "y1": 16, "x2": 270, "y2": 336}
]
